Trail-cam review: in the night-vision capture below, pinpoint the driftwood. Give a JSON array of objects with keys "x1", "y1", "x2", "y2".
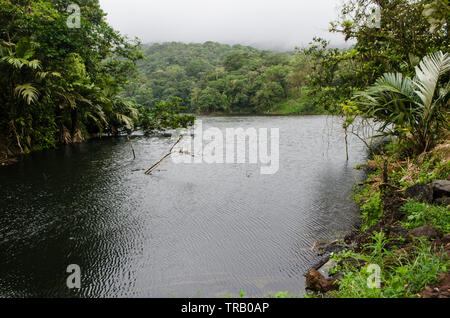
[
  {"x1": 10, "y1": 120, "x2": 23, "y2": 154},
  {"x1": 127, "y1": 136, "x2": 136, "y2": 159},
  {"x1": 145, "y1": 135, "x2": 183, "y2": 175}
]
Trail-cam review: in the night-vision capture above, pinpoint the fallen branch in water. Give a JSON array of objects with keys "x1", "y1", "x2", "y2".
[
  {"x1": 127, "y1": 136, "x2": 136, "y2": 159},
  {"x1": 145, "y1": 135, "x2": 183, "y2": 175}
]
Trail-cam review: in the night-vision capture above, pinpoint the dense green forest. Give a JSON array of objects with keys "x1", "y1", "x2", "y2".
[
  {"x1": 0, "y1": 0, "x2": 192, "y2": 160},
  {"x1": 122, "y1": 42, "x2": 316, "y2": 115},
  {"x1": 122, "y1": 0, "x2": 448, "y2": 118},
  {"x1": 2, "y1": 0, "x2": 447, "y2": 161}
]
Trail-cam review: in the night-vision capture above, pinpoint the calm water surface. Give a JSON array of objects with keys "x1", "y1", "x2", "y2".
[{"x1": 0, "y1": 116, "x2": 366, "y2": 297}]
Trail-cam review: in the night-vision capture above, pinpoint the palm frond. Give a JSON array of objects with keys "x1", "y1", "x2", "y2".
[
  {"x1": 414, "y1": 51, "x2": 450, "y2": 114},
  {"x1": 1, "y1": 56, "x2": 25, "y2": 69},
  {"x1": 15, "y1": 84, "x2": 39, "y2": 105},
  {"x1": 116, "y1": 113, "x2": 134, "y2": 128},
  {"x1": 27, "y1": 59, "x2": 41, "y2": 70}
]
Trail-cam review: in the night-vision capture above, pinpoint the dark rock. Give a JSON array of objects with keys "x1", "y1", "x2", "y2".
[
  {"x1": 307, "y1": 256, "x2": 331, "y2": 272},
  {"x1": 431, "y1": 234, "x2": 450, "y2": 255},
  {"x1": 431, "y1": 180, "x2": 450, "y2": 199},
  {"x1": 305, "y1": 269, "x2": 339, "y2": 293},
  {"x1": 389, "y1": 225, "x2": 409, "y2": 239},
  {"x1": 408, "y1": 225, "x2": 443, "y2": 240},
  {"x1": 317, "y1": 240, "x2": 350, "y2": 256},
  {"x1": 444, "y1": 244, "x2": 450, "y2": 258},
  {"x1": 434, "y1": 196, "x2": 450, "y2": 206},
  {"x1": 442, "y1": 233, "x2": 450, "y2": 244},
  {"x1": 421, "y1": 273, "x2": 450, "y2": 298},
  {"x1": 404, "y1": 183, "x2": 433, "y2": 203}
]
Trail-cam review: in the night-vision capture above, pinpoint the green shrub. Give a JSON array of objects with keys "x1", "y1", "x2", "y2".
[
  {"x1": 360, "y1": 192, "x2": 383, "y2": 231},
  {"x1": 401, "y1": 202, "x2": 450, "y2": 232},
  {"x1": 327, "y1": 234, "x2": 448, "y2": 298}
]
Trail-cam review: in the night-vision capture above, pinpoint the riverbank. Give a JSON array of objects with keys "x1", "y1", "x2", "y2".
[
  {"x1": 197, "y1": 89, "x2": 326, "y2": 116},
  {"x1": 304, "y1": 137, "x2": 450, "y2": 298}
]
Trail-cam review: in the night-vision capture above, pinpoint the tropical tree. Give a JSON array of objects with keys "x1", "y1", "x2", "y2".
[{"x1": 355, "y1": 51, "x2": 450, "y2": 153}]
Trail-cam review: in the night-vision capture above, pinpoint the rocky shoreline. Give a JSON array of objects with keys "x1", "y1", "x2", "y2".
[{"x1": 304, "y1": 175, "x2": 450, "y2": 297}]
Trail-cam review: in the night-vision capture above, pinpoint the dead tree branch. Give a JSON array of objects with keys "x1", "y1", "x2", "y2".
[{"x1": 145, "y1": 135, "x2": 183, "y2": 175}]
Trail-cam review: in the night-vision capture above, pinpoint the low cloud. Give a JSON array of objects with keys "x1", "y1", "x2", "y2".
[{"x1": 99, "y1": 0, "x2": 349, "y2": 51}]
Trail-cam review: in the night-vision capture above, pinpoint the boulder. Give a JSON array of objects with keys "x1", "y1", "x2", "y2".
[
  {"x1": 434, "y1": 196, "x2": 450, "y2": 206},
  {"x1": 421, "y1": 273, "x2": 450, "y2": 298},
  {"x1": 305, "y1": 269, "x2": 338, "y2": 293},
  {"x1": 444, "y1": 244, "x2": 450, "y2": 258},
  {"x1": 316, "y1": 239, "x2": 350, "y2": 256},
  {"x1": 431, "y1": 233, "x2": 450, "y2": 255},
  {"x1": 389, "y1": 225, "x2": 409, "y2": 239},
  {"x1": 404, "y1": 183, "x2": 433, "y2": 203},
  {"x1": 431, "y1": 180, "x2": 450, "y2": 199},
  {"x1": 408, "y1": 225, "x2": 443, "y2": 240},
  {"x1": 442, "y1": 233, "x2": 450, "y2": 244}
]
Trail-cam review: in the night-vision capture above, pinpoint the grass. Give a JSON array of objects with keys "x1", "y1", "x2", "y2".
[
  {"x1": 352, "y1": 181, "x2": 383, "y2": 231},
  {"x1": 266, "y1": 87, "x2": 325, "y2": 115},
  {"x1": 325, "y1": 233, "x2": 449, "y2": 298},
  {"x1": 401, "y1": 201, "x2": 450, "y2": 232},
  {"x1": 360, "y1": 192, "x2": 383, "y2": 231}
]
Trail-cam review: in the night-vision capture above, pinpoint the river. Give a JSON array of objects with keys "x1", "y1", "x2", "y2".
[{"x1": 0, "y1": 116, "x2": 367, "y2": 297}]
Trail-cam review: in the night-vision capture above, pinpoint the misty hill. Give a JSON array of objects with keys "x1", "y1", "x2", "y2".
[{"x1": 122, "y1": 42, "x2": 318, "y2": 114}]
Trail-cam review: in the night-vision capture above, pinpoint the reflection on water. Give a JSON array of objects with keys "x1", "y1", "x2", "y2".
[{"x1": 0, "y1": 116, "x2": 366, "y2": 297}]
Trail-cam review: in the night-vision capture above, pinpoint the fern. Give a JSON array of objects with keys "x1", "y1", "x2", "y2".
[{"x1": 15, "y1": 84, "x2": 39, "y2": 105}]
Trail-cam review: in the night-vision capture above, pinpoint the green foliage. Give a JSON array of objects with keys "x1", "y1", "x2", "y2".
[
  {"x1": 423, "y1": 0, "x2": 450, "y2": 33},
  {"x1": 302, "y1": 38, "x2": 358, "y2": 113},
  {"x1": 353, "y1": 184, "x2": 384, "y2": 231},
  {"x1": 302, "y1": 0, "x2": 450, "y2": 117},
  {"x1": 122, "y1": 42, "x2": 324, "y2": 115},
  {"x1": 355, "y1": 51, "x2": 450, "y2": 153},
  {"x1": 267, "y1": 291, "x2": 296, "y2": 298},
  {"x1": 331, "y1": 0, "x2": 448, "y2": 82},
  {"x1": 390, "y1": 152, "x2": 450, "y2": 188},
  {"x1": 139, "y1": 98, "x2": 195, "y2": 133},
  {"x1": 360, "y1": 192, "x2": 383, "y2": 231},
  {"x1": 401, "y1": 202, "x2": 450, "y2": 232},
  {"x1": 328, "y1": 234, "x2": 449, "y2": 298},
  {"x1": 0, "y1": 0, "x2": 193, "y2": 156}
]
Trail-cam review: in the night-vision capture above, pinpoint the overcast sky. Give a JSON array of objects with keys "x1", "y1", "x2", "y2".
[{"x1": 98, "y1": 0, "x2": 348, "y2": 51}]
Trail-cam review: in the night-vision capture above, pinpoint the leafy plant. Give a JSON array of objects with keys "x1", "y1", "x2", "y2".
[
  {"x1": 360, "y1": 192, "x2": 383, "y2": 231},
  {"x1": 355, "y1": 51, "x2": 450, "y2": 153},
  {"x1": 327, "y1": 235, "x2": 448, "y2": 298},
  {"x1": 401, "y1": 202, "x2": 450, "y2": 232}
]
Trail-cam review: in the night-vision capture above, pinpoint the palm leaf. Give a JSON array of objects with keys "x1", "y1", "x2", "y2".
[
  {"x1": 1, "y1": 56, "x2": 25, "y2": 69},
  {"x1": 116, "y1": 113, "x2": 134, "y2": 128},
  {"x1": 414, "y1": 51, "x2": 450, "y2": 115},
  {"x1": 15, "y1": 84, "x2": 39, "y2": 105}
]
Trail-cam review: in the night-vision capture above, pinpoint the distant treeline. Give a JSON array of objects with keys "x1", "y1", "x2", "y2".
[{"x1": 122, "y1": 42, "x2": 319, "y2": 114}]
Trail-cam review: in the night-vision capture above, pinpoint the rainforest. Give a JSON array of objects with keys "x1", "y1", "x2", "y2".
[{"x1": 0, "y1": 0, "x2": 449, "y2": 301}]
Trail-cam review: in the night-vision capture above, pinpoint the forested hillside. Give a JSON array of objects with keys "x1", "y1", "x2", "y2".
[
  {"x1": 0, "y1": 0, "x2": 193, "y2": 161},
  {"x1": 122, "y1": 42, "x2": 318, "y2": 114}
]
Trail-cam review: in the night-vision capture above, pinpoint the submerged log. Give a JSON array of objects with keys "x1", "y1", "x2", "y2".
[
  {"x1": 145, "y1": 135, "x2": 183, "y2": 175},
  {"x1": 127, "y1": 136, "x2": 136, "y2": 159}
]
